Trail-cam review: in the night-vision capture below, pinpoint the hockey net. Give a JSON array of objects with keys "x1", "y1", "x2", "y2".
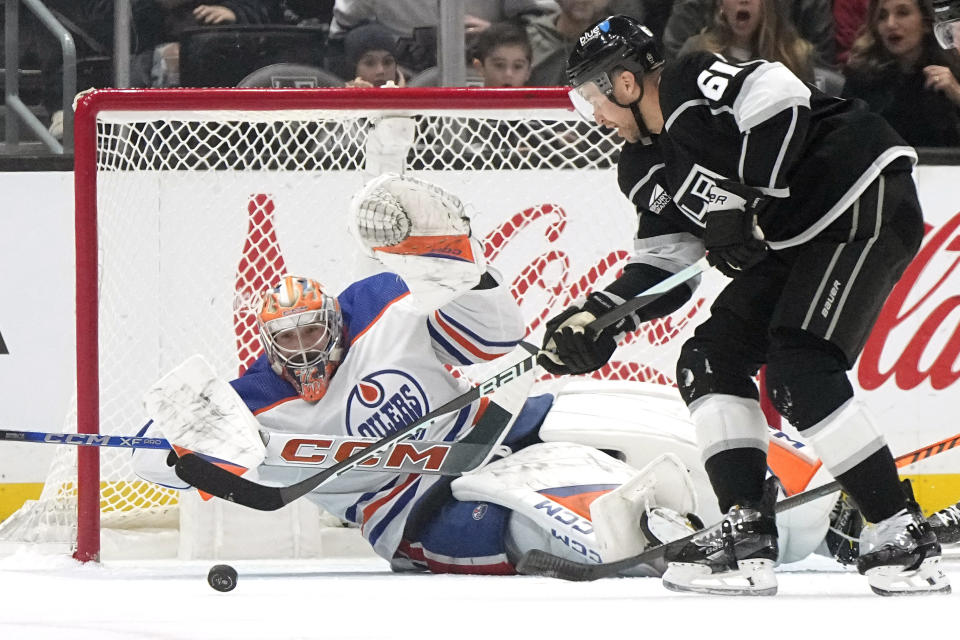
[{"x1": 0, "y1": 88, "x2": 724, "y2": 561}]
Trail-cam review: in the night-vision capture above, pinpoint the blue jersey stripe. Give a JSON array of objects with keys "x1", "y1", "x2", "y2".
[
  {"x1": 426, "y1": 322, "x2": 472, "y2": 365},
  {"x1": 436, "y1": 309, "x2": 519, "y2": 348},
  {"x1": 345, "y1": 476, "x2": 399, "y2": 523},
  {"x1": 231, "y1": 355, "x2": 299, "y2": 414},
  {"x1": 368, "y1": 478, "x2": 422, "y2": 546},
  {"x1": 443, "y1": 405, "x2": 472, "y2": 442}
]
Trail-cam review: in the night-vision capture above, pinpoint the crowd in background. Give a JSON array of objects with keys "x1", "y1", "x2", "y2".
[{"x1": 3, "y1": 0, "x2": 960, "y2": 147}]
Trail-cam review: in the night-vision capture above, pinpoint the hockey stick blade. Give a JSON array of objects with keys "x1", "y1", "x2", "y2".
[{"x1": 516, "y1": 430, "x2": 960, "y2": 581}]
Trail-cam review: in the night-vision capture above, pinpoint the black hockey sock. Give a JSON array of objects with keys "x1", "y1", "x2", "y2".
[
  {"x1": 704, "y1": 448, "x2": 768, "y2": 512},
  {"x1": 836, "y1": 447, "x2": 908, "y2": 523}
]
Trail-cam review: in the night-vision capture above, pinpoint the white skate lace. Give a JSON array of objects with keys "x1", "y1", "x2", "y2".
[
  {"x1": 861, "y1": 509, "x2": 919, "y2": 552},
  {"x1": 931, "y1": 504, "x2": 960, "y2": 526}
]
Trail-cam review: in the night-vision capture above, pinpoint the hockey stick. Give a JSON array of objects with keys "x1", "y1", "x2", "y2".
[
  {"x1": 0, "y1": 429, "x2": 171, "y2": 450},
  {"x1": 516, "y1": 430, "x2": 960, "y2": 581},
  {"x1": 174, "y1": 260, "x2": 710, "y2": 511},
  {"x1": 775, "y1": 430, "x2": 960, "y2": 511},
  {"x1": 173, "y1": 342, "x2": 538, "y2": 510},
  {"x1": 0, "y1": 426, "x2": 509, "y2": 476}
]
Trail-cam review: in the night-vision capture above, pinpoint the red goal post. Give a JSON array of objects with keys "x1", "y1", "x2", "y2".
[{"x1": 10, "y1": 88, "x2": 726, "y2": 562}]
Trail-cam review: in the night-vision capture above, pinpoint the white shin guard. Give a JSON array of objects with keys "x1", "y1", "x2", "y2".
[
  {"x1": 803, "y1": 400, "x2": 886, "y2": 478},
  {"x1": 689, "y1": 394, "x2": 769, "y2": 463}
]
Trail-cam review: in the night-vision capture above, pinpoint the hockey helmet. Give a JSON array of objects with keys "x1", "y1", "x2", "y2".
[
  {"x1": 933, "y1": 0, "x2": 960, "y2": 50},
  {"x1": 566, "y1": 15, "x2": 664, "y2": 120},
  {"x1": 258, "y1": 276, "x2": 344, "y2": 403}
]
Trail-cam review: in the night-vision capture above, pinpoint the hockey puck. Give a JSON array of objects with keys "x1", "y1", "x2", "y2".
[{"x1": 207, "y1": 564, "x2": 238, "y2": 592}]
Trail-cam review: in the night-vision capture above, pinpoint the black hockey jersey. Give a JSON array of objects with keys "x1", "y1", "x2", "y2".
[{"x1": 640, "y1": 51, "x2": 916, "y2": 249}]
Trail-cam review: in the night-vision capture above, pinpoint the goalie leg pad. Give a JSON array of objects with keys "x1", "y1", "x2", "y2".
[{"x1": 453, "y1": 442, "x2": 700, "y2": 573}]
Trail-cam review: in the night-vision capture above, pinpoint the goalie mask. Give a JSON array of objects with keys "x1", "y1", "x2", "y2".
[
  {"x1": 566, "y1": 15, "x2": 664, "y2": 141},
  {"x1": 258, "y1": 276, "x2": 344, "y2": 403}
]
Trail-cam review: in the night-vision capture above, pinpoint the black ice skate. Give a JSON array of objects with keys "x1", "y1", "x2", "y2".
[
  {"x1": 857, "y1": 499, "x2": 951, "y2": 596},
  {"x1": 662, "y1": 477, "x2": 779, "y2": 596},
  {"x1": 927, "y1": 502, "x2": 960, "y2": 545}
]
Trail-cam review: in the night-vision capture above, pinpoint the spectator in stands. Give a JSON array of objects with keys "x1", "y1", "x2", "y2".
[
  {"x1": 525, "y1": 0, "x2": 612, "y2": 85},
  {"x1": 471, "y1": 22, "x2": 533, "y2": 86},
  {"x1": 328, "y1": 1, "x2": 556, "y2": 74},
  {"x1": 677, "y1": 0, "x2": 816, "y2": 82},
  {"x1": 662, "y1": 0, "x2": 836, "y2": 66},
  {"x1": 342, "y1": 22, "x2": 405, "y2": 86},
  {"x1": 611, "y1": 0, "x2": 675, "y2": 40},
  {"x1": 130, "y1": 0, "x2": 281, "y2": 86},
  {"x1": 18, "y1": 1, "x2": 115, "y2": 136},
  {"x1": 843, "y1": 0, "x2": 960, "y2": 146},
  {"x1": 280, "y1": 0, "x2": 335, "y2": 27},
  {"x1": 329, "y1": 1, "x2": 557, "y2": 37},
  {"x1": 835, "y1": 0, "x2": 870, "y2": 65}
]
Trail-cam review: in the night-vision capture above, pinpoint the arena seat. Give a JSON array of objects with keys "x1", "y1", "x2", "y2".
[
  {"x1": 179, "y1": 25, "x2": 327, "y2": 88},
  {"x1": 237, "y1": 63, "x2": 344, "y2": 88}
]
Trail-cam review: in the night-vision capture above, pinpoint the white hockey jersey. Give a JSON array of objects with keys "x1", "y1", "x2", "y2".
[{"x1": 229, "y1": 272, "x2": 524, "y2": 560}]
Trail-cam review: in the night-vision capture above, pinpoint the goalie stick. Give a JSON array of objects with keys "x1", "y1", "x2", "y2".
[
  {"x1": 173, "y1": 259, "x2": 710, "y2": 511},
  {"x1": 0, "y1": 425, "x2": 509, "y2": 476},
  {"x1": 515, "y1": 430, "x2": 960, "y2": 581}
]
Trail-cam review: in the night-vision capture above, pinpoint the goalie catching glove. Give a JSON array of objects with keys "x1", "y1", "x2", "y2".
[
  {"x1": 538, "y1": 291, "x2": 635, "y2": 375},
  {"x1": 703, "y1": 180, "x2": 769, "y2": 278},
  {"x1": 349, "y1": 173, "x2": 486, "y2": 311}
]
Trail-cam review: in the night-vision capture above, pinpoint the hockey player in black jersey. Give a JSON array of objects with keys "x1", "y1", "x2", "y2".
[{"x1": 539, "y1": 15, "x2": 951, "y2": 596}]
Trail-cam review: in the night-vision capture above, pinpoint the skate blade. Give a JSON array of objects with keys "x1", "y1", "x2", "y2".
[
  {"x1": 866, "y1": 556, "x2": 952, "y2": 596},
  {"x1": 662, "y1": 559, "x2": 777, "y2": 596}
]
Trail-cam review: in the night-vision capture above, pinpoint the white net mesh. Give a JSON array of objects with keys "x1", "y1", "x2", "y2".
[{"x1": 0, "y1": 95, "x2": 725, "y2": 555}]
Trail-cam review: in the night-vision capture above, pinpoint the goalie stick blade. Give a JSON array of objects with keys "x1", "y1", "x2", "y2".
[
  {"x1": 516, "y1": 533, "x2": 693, "y2": 581},
  {"x1": 516, "y1": 550, "x2": 599, "y2": 581},
  {"x1": 175, "y1": 453, "x2": 287, "y2": 510}
]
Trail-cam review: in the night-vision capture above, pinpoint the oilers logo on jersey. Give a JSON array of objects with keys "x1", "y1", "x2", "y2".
[{"x1": 345, "y1": 370, "x2": 430, "y2": 438}]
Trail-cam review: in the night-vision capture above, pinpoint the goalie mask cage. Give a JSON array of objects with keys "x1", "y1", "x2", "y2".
[{"x1": 0, "y1": 87, "x2": 723, "y2": 562}]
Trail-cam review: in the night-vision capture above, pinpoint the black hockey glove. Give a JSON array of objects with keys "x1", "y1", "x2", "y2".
[
  {"x1": 703, "y1": 180, "x2": 769, "y2": 278},
  {"x1": 538, "y1": 292, "x2": 626, "y2": 375}
]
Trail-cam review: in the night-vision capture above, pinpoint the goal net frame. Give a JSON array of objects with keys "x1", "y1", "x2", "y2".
[{"x1": 47, "y1": 87, "x2": 727, "y2": 562}]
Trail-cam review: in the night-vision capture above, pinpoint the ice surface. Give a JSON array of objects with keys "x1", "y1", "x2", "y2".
[{"x1": 0, "y1": 550, "x2": 956, "y2": 640}]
